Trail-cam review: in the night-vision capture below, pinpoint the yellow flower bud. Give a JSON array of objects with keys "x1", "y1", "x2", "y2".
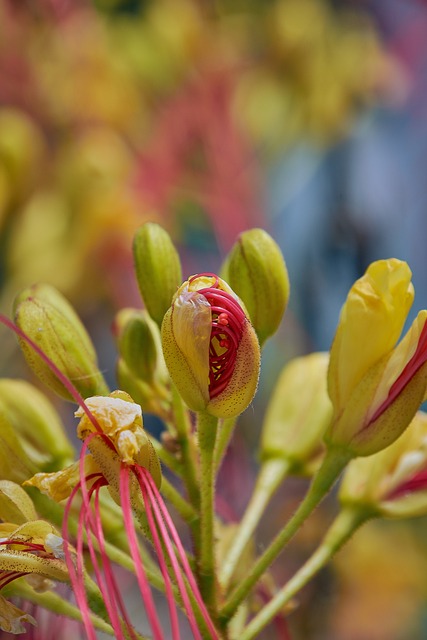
[
  {"x1": 326, "y1": 259, "x2": 427, "y2": 456},
  {"x1": 221, "y1": 229, "x2": 290, "y2": 346},
  {"x1": 339, "y1": 411, "x2": 427, "y2": 519},
  {"x1": 14, "y1": 286, "x2": 109, "y2": 401},
  {"x1": 261, "y1": 352, "x2": 332, "y2": 474},
  {"x1": 133, "y1": 222, "x2": 182, "y2": 327},
  {"x1": 161, "y1": 273, "x2": 260, "y2": 418}
]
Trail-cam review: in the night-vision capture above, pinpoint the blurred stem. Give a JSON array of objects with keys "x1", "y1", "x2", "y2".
[
  {"x1": 150, "y1": 435, "x2": 183, "y2": 476},
  {"x1": 197, "y1": 411, "x2": 218, "y2": 612},
  {"x1": 220, "y1": 458, "x2": 290, "y2": 591},
  {"x1": 7, "y1": 579, "x2": 115, "y2": 635},
  {"x1": 171, "y1": 383, "x2": 201, "y2": 509},
  {"x1": 161, "y1": 475, "x2": 199, "y2": 526},
  {"x1": 219, "y1": 446, "x2": 353, "y2": 624},
  {"x1": 214, "y1": 417, "x2": 236, "y2": 474},
  {"x1": 239, "y1": 507, "x2": 371, "y2": 640}
]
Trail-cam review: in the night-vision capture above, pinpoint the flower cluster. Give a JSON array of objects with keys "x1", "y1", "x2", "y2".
[{"x1": 1, "y1": 223, "x2": 427, "y2": 639}]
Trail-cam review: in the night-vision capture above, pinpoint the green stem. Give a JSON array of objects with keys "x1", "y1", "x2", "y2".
[
  {"x1": 239, "y1": 507, "x2": 372, "y2": 640},
  {"x1": 214, "y1": 417, "x2": 237, "y2": 474},
  {"x1": 220, "y1": 458, "x2": 289, "y2": 591},
  {"x1": 197, "y1": 411, "x2": 219, "y2": 610},
  {"x1": 7, "y1": 579, "x2": 115, "y2": 635},
  {"x1": 219, "y1": 446, "x2": 352, "y2": 623},
  {"x1": 171, "y1": 383, "x2": 201, "y2": 508}
]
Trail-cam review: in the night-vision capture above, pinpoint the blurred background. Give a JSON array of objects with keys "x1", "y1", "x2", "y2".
[{"x1": 1, "y1": 0, "x2": 427, "y2": 638}]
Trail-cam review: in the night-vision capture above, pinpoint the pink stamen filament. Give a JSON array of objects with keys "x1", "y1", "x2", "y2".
[
  {"x1": 137, "y1": 468, "x2": 220, "y2": 640},
  {"x1": 188, "y1": 274, "x2": 245, "y2": 399},
  {"x1": 369, "y1": 320, "x2": 427, "y2": 425},
  {"x1": 127, "y1": 465, "x2": 181, "y2": 640},
  {"x1": 385, "y1": 468, "x2": 427, "y2": 501},
  {"x1": 119, "y1": 464, "x2": 164, "y2": 640}
]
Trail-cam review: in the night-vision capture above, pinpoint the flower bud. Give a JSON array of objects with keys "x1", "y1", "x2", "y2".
[
  {"x1": 261, "y1": 352, "x2": 332, "y2": 474},
  {"x1": 339, "y1": 411, "x2": 427, "y2": 519},
  {"x1": 133, "y1": 222, "x2": 182, "y2": 327},
  {"x1": 221, "y1": 228, "x2": 290, "y2": 346},
  {"x1": 115, "y1": 308, "x2": 162, "y2": 383},
  {"x1": 161, "y1": 273, "x2": 260, "y2": 418},
  {"x1": 14, "y1": 286, "x2": 109, "y2": 401},
  {"x1": 14, "y1": 284, "x2": 97, "y2": 361},
  {"x1": 326, "y1": 259, "x2": 427, "y2": 456},
  {"x1": 0, "y1": 379, "x2": 74, "y2": 469}
]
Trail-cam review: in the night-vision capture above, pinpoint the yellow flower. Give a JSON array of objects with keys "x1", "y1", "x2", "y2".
[
  {"x1": 326, "y1": 259, "x2": 427, "y2": 456},
  {"x1": 161, "y1": 273, "x2": 260, "y2": 418},
  {"x1": 340, "y1": 411, "x2": 427, "y2": 518}
]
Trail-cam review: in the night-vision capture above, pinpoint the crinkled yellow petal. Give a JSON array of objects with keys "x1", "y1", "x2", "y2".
[
  {"x1": 328, "y1": 259, "x2": 414, "y2": 417},
  {"x1": 0, "y1": 594, "x2": 36, "y2": 634},
  {"x1": 24, "y1": 456, "x2": 100, "y2": 502},
  {"x1": 75, "y1": 395, "x2": 143, "y2": 436}
]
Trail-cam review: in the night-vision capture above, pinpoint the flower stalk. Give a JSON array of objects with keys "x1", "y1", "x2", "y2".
[{"x1": 219, "y1": 446, "x2": 352, "y2": 623}]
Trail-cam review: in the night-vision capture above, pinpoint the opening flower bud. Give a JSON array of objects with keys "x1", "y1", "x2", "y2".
[
  {"x1": 339, "y1": 411, "x2": 427, "y2": 519},
  {"x1": 14, "y1": 285, "x2": 109, "y2": 401},
  {"x1": 221, "y1": 228, "x2": 290, "y2": 346},
  {"x1": 114, "y1": 308, "x2": 163, "y2": 384},
  {"x1": 133, "y1": 222, "x2": 182, "y2": 327},
  {"x1": 326, "y1": 259, "x2": 427, "y2": 456},
  {"x1": 161, "y1": 273, "x2": 260, "y2": 418}
]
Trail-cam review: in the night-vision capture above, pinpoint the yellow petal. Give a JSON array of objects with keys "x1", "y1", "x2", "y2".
[
  {"x1": 24, "y1": 457, "x2": 100, "y2": 502},
  {"x1": 328, "y1": 259, "x2": 414, "y2": 416},
  {"x1": 0, "y1": 594, "x2": 36, "y2": 634}
]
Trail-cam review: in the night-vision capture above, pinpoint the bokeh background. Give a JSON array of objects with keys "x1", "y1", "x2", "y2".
[{"x1": 1, "y1": 0, "x2": 427, "y2": 638}]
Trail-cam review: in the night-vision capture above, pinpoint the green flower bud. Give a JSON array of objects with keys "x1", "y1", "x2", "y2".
[
  {"x1": 14, "y1": 287, "x2": 109, "y2": 401},
  {"x1": 261, "y1": 352, "x2": 332, "y2": 475},
  {"x1": 115, "y1": 308, "x2": 161, "y2": 383},
  {"x1": 133, "y1": 222, "x2": 182, "y2": 327},
  {"x1": 0, "y1": 379, "x2": 75, "y2": 469},
  {"x1": 161, "y1": 273, "x2": 260, "y2": 418},
  {"x1": 14, "y1": 284, "x2": 97, "y2": 361},
  {"x1": 221, "y1": 228, "x2": 290, "y2": 346}
]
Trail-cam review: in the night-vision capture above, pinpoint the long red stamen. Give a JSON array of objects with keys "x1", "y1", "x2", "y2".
[
  {"x1": 369, "y1": 321, "x2": 427, "y2": 425},
  {"x1": 132, "y1": 466, "x2": 181, "y2": 640},
  {"x1": 138, "y1": 467, "x2": 220, "y2": 639},
  {"x1": 119, "y1": 464, "x2": 164, "y2": 640},
  {"x1": 189, "y1": 274, "x2": 246, "y2": 399}
]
